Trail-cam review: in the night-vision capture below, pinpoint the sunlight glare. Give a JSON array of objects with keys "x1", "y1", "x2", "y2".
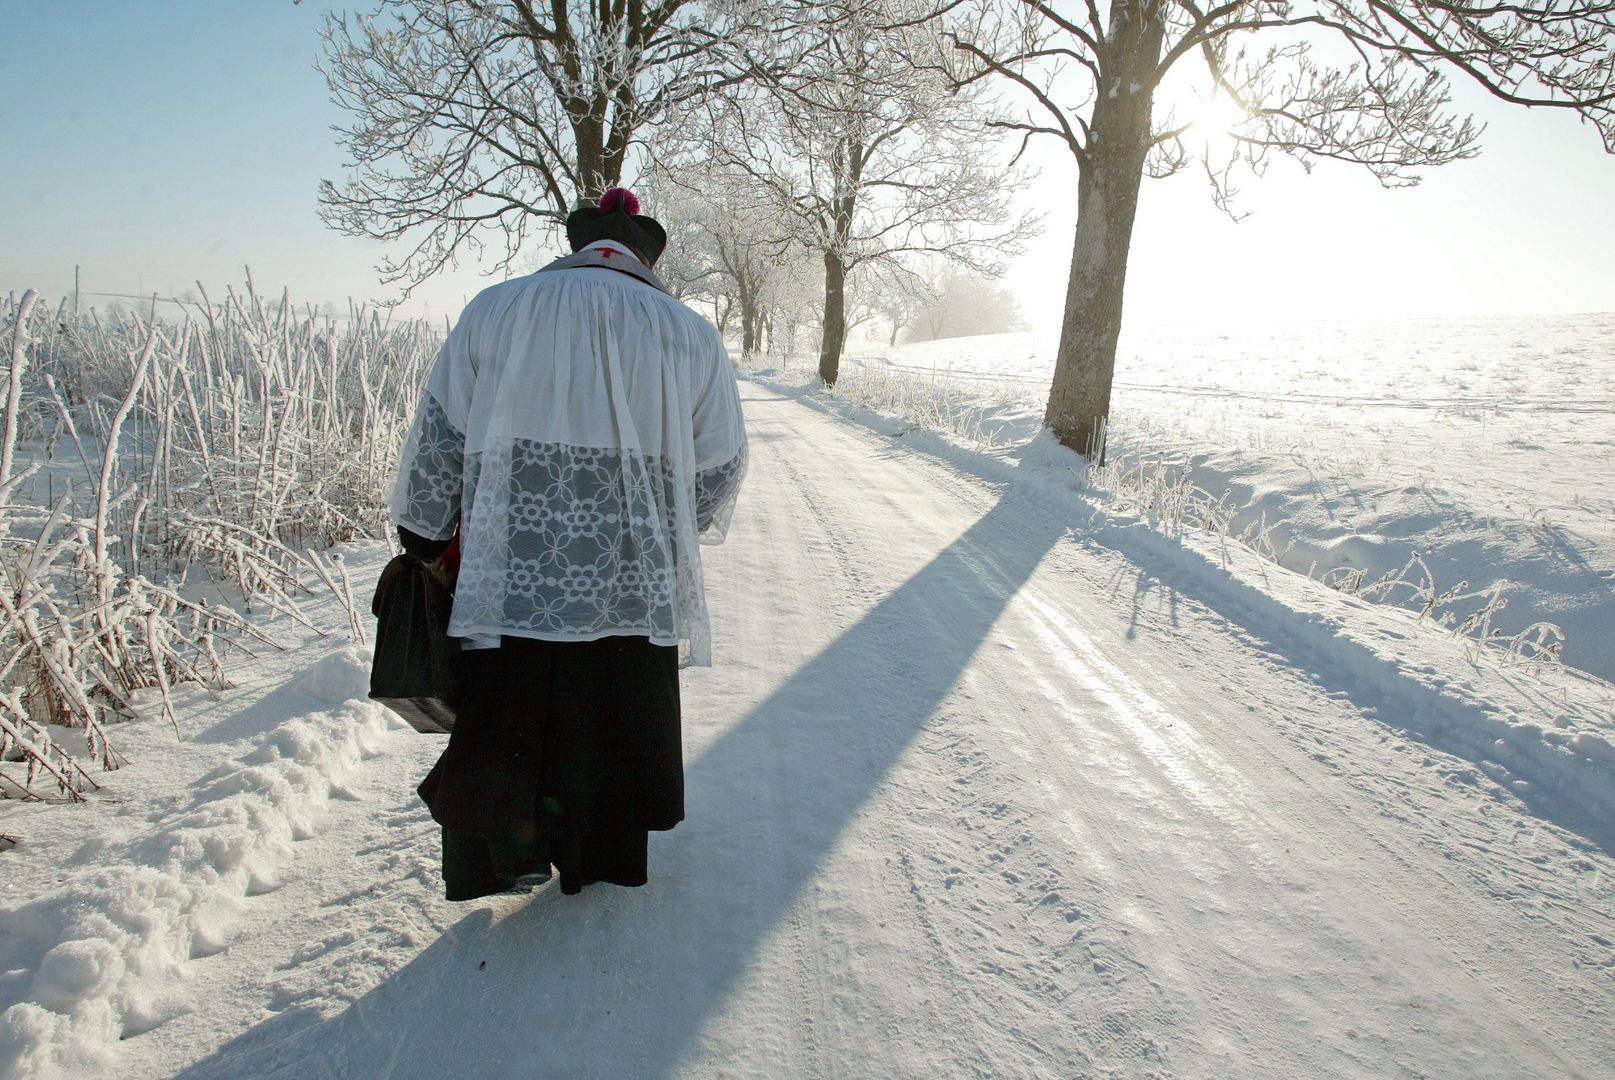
[{"x1": 1188, "y1": 92, "x2": 1249, "y2": 141}]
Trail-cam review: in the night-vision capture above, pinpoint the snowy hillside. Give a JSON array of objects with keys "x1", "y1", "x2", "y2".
[{"x1": 4, "y1": 354, "x2": 1615, "y2": 1077}]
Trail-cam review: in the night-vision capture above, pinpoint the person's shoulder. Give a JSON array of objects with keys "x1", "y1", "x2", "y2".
[
  {"x1": 453, "y1": 273, "x2": 542, "y2": 323},
  {"x1": 664, "y1": 295, "x2": 722, "y2": 334},
  {"x1": 458, "y1": 266, "x2": 623, "y2": 321},
  {"x1": 635, "y1": 291, "x2": 716, "y2": 339},
  {"x1": 466, "y1": 265, "x2": 722, "y2": 347},
  {"x1": 605, "y1": 282, "x2": 725, "y2": 346}
]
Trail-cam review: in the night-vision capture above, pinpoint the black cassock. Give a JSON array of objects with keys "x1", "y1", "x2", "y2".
[{"x1": 418, "y1": 634, "x2": 682, "y2": 899}]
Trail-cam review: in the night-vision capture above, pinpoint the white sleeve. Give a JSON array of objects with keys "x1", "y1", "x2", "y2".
[
  {"x1": 389, "y1": 304, "x2": 478, "y2": 540},
  {"x1": 691, "y1": 332, "x2": 747, "y2": 542}
]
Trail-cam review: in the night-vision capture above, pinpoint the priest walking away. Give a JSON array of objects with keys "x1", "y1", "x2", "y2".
[{"x1": 389, "y1": 188, "x2": 748, "y2": 900}]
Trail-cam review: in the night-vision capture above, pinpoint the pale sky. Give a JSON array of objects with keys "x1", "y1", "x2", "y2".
[{"x1": 3, "y1": 1, "x2": 1612, "y2": 331}]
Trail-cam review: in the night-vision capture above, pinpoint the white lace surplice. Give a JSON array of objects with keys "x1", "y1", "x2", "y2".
[{"x1": 390, "y1": 241, "x2": 747, "y2": 667}]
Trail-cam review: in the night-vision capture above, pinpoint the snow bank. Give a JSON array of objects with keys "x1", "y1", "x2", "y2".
[
  {"x1": 1103, "y1": 517, "x2": 1615, "y2": 829},
  {"x1": 0, "y1": 647, "x2": 404, "y2": 1080}
]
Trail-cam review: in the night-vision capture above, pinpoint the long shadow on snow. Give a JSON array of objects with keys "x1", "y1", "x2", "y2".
[{"x1": 174, "y1": 493, "x2": 1068, "y2": 1079}]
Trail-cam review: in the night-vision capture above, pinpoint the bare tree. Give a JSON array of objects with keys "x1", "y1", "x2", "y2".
[
  {"x1": 688, "y1": 1, "x2": 1039, "y2": 385},
  {"x1": 881, "y1": 286, "x2": 925, "y2": 347},
  {"x1": 644, "y1": 169, "x2": 801, "y2": 355},
  {"x1": 632, "y1": 171, "x2": 726, "y2": 301},
  {"x1": 758, "y1": 253, "x2": 829, "y2": 359},
  {"x1": 841, "y1": 260, "x2": 911, "y2": 345},
  {"x1": 700, "y1": 186, "x2": 795, "y2": 356},
  {"x1": 952, "y1": 0, "x2": 1614, "y2": 457},
  {"x1": 318, "y1": 0, "x2": 795, "y2": 292},
  {"x1": 904, "y1": 267, "x2": 1027, "y2": 342}
]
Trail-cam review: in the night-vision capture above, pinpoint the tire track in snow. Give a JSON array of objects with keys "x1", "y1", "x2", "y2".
[
  {"x1": 880, "y1": 725, "x2": 1181, "y2": 1078},
  {"x1": 781, "y1": 900, "x2": 833, "y2": 1080},
  {"x1": 755, "y1": 444, "x2": 1196, "y2": 1074}
]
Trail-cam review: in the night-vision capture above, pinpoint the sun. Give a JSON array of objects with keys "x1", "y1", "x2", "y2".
[
  {"x1": 1154, "y1": 77, "x2": 1252, "y2": 157},
  {"x1": 1187, "y1": 92, "x2": 1250, "y2": 140}
]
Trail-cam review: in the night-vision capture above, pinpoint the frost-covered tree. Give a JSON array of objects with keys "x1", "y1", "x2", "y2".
[
  {"x1": 317, "y1": 0, "x2": 797, "y2": 290},
  {"x1": 628, "y1": 172, "x2": 724, "y2": 303},
  {"x1": 904, "y1": 269, "x2": 1028, "y2": 343},
  {"x1": 648, "y1": 171, "x2": 799, "y2": 356},
  {"x1": 880, "y1": 287, "x2": 925, "y2": 347},
  {"x1": 952, "y1": 0, "x2": 1615, "y2": 457},
  {"x1": 689, "y1": 1, "x2": 1038, "y2": 385},
  {"x1": 757, "y1": 250, "x2": 829, "y2": 358},
  {"x1": 840, "y1": 260, "x2": 909, "y2": 344}
]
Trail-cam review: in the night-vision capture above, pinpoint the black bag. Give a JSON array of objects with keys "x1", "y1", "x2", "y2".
[{"x1": 369, "y1": 553, "x2": 462, "y2": 733}]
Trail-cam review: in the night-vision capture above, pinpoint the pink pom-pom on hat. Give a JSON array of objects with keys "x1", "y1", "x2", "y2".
[
  {"x1": 597, "y1": 187, "x2": 642, "y2": 215},
  {"x1": 567, "y1": 185, "x2": 666, "y2": 264}
]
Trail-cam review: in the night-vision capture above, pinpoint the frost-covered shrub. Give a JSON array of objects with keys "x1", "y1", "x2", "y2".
[
  {"x1": 0, "y1": 282, "x2": 438, "y2": 800},
  {"x1": 804, "y1": 353, "x2": 1041, "y2": 450}
]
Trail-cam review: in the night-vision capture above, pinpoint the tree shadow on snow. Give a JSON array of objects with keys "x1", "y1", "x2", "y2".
[
  {"x1": 1115, "y1": 564, "x2": 1181, "y2": 641},
  {"x1": 173, "y1": 494, "x2": 1069, "y2": 1080}
]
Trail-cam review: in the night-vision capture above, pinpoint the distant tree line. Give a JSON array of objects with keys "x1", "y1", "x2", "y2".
[{"x1": 320, "y1": 0, "x2": 1614, "y2": 459}]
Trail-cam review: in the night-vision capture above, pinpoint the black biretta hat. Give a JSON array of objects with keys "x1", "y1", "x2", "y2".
[{"x1": 565, "y1": 187, "x2": 668, "y2": 266}]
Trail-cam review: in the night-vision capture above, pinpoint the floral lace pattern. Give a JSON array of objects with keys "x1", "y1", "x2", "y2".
[
  {"x1": 695, "y1": 453, "x2": 747, "y2": 538},
  {"x1": 393, "y1": 395, "x2": 465, "y2": 539},
  {"x1": 393, "y1": 393, "x2": 745, "y2": 666}
]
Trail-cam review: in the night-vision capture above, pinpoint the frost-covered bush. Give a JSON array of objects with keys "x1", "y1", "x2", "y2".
[{"x1": 1, "y1": 283, "x2": 438, "y2": 801}]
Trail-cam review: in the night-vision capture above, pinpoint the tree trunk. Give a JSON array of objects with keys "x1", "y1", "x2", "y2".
[
  {"x1": 1044, "y1": 5, "x2": 1165, "y2": 460},
  {"x1": 741, "y1": 295, "x2": 760, "y2": 356},
  {"x1": 573, "y1": 116, "x2": 608, "y2": 204},
  {"x1": 1044, "y1": 157, "x2": 1147, "y2": 459},
  {"x1": 818, "y1": 250, "x2": 847, "y2": 386},
  {"x1": 736, "y1": 266, "x2": 761, "y2": 356}
]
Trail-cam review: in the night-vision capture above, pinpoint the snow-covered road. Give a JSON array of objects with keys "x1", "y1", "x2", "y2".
[{"x1": 14, "y1": 381, "x2": 1615, "y2": 1079}]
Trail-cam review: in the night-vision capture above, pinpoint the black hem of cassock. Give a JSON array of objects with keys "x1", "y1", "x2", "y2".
[{"x1": 417, "y1": 635, "x2": 683, "y2": 900}]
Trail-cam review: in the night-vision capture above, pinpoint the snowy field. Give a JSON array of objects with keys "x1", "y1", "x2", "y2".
[
  {"x1": 3, "y1": 310, "x2": 1615, "y2": 1078},
  {"x1": 843, "y1": 313, "x2": 1615, "y2": 682}
]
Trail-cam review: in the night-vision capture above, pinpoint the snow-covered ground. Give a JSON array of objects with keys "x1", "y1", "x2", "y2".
[
  {"x1": 4, "y1": 371, "x2": 1614, "y2": 1078},
  {"x1": 857, "y1": 313, "x2": 1615, "y2": 682}
]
